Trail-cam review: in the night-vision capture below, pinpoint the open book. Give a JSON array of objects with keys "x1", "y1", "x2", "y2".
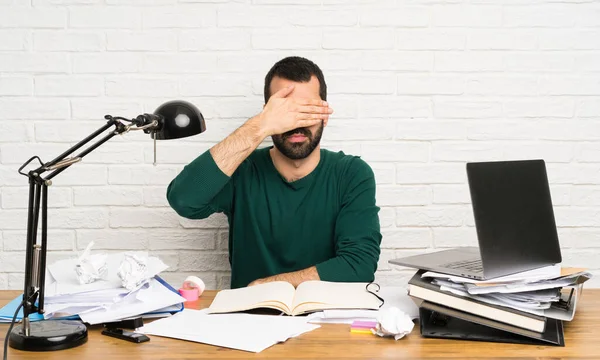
[{"x1": 206, "y1": 280, "x2": 382, "y2": 316}]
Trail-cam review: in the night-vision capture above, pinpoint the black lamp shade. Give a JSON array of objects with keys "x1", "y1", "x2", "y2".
[{"x1": 153, "y1": 100, "x2": 206, "y2": 140}]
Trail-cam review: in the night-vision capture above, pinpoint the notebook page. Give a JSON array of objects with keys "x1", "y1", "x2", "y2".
[
  {"x1": 207, "y1": 281, "x2": 296, "y2": 314},
  {"x1": 292, "y1": 281, "x2": 381, "y2": 315}
]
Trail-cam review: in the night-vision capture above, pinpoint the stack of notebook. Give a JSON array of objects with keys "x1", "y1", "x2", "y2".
[{"x1": 406, "y1": 266, "x2": 591, "y2": 346}]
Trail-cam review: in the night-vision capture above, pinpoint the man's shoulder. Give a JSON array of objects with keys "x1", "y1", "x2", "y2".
[
  {"x1": 247, "y1": 147, "x2": 270, "y2": 162},
  {"x1": 322, "y1": 149, "x2": 374, "y2": 178},
  {"x1": 322, "y1": 149, "x2": 376, "y2": 197},
  {"x1": 231, "y1": 147, "x2": 270, "y2": 178}
]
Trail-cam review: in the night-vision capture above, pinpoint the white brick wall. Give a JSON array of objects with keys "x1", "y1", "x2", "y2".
[{"x1": 1, "y1": 0, "x2": 600, "y2": 291}]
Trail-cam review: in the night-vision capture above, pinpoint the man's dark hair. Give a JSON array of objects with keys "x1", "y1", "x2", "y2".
[{"x1": 263, "y1": 56, "x2": 327, "y2": 103}]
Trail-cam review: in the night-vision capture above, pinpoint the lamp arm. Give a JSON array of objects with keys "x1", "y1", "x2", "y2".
[
  {"x1": 45, "y1": 128, "x2": 118, "y2": 182},
  {"x1": 18, "y1": 116, "x2": 144, "y2": 325},
  {"x1": 44, "y1": 119, "x2": 160, "y2": 181}
]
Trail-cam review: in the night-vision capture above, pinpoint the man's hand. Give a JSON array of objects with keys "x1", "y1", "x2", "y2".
[
  {"x1": 255, "y1": 85, "x2": 333, "y2": 138},
  {"x1": 208, "y1": 85, "x2": 333, "y2": 177},
  {"x1": 247, "y1": 266, "x2": 320, "y2": 288}
]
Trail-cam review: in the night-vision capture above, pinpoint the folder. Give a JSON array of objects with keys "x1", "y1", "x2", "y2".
[
  {"x1": 417, "y1": 300, "x2": 565, "y2": 346},
  {"x1": 0, "y1": 296, "x2": 47, "y2": 323}
]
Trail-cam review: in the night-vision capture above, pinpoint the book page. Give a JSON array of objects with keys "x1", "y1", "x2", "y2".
[
  {"x1": 207, "y1": 281, "x2": 296, "y2": 315},
  {"x1": 291, "y1": 281, "x2": 382, "y2": 315}
]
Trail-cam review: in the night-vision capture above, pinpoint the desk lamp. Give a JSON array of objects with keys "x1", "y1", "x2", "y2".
[{"x1": 5, "y1": 100, "x2": 205, "y2": 352}]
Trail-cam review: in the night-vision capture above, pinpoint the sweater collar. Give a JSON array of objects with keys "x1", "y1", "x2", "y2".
[{"x1": 264, "y1": 147, "x2": 324, "y2": 190}]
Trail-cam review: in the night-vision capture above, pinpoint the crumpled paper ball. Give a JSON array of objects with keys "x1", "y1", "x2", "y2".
[
  {"x1": 372, "y1": 306, "x2": 415, "y2": 340},
  {"x1": 75, "y1": 241, "x2": 108, "y2": 285},
  {"x1": 117, "y1": 252, "x2": 148, "y2": 291}
]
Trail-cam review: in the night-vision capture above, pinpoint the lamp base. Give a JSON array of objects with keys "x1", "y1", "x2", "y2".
[{"x1": 9, "y1": 320, "x2": 88, "y2": 351}]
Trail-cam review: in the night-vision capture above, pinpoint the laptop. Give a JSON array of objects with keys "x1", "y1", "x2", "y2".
[{"x1": 388, "y1": 159, "x2": 562, "y2": 280}]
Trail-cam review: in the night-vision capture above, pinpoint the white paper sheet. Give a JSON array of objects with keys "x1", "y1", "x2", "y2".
[
  {"x1": 137, "y1": 309, "x2": 320, "y2": 353},
  {"x1": 47, "y1": 252, "x2": 168, "y2": 296},
  {"x1": 45, "y1": 287, "x2": 129, "y2": 304},
  {"x1": 79, "y1": 278, "x2": 185, "y2": 325},
  {"x1": 432, "y1": 279, "x2": 561, "y2": 302},
  {"x1": 43, "y1": 304, "x2": 107, "y2": 319},
  {"x1": 373, "y1": 307, "x2": 414, "y2": 340},
  {"x1": 309, "y1": 317, "x2": 376, "y2": 324},
  {"x1": 464, "y1": 272, "x2": 591, "y2": 294},
  {"x1": 439, "y1": 285, "x2": 552, "y2": 310},
  {"x1": 422, "y1": 264, "x2": 561, "y2": 285},
  {"x1": 437, "y1": 283, "x2": 582, "y2": 321},
  {"x1": 308, "y1": 309, "x2": 378, "y2": 324}
]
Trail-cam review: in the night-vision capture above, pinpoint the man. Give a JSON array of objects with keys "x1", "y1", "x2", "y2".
[{"x1": 167, "y1": 56, "x2": 381, "y2": 289}]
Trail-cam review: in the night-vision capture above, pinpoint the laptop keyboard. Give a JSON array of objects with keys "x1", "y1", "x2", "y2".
[{"x1": 442, "y1": 259, "x2": 484, "y2": 273}]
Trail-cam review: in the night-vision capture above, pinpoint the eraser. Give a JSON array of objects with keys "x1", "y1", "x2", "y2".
[{"x1": 351, "y1": 320, "x2": 378, "y2": 329}]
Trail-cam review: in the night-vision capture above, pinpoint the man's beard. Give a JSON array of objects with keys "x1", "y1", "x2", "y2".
[{"x1": 272, "y1": 121, "x2": 324, "y2": 160}]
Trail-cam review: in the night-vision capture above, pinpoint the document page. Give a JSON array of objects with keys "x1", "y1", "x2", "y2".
[
  {"x1": 79, "y1": 278, "x2": 185, "y2": 324},
  {"x1": 422, "y1": 264, "x2": 562, "y2": 285},
  {"x1": 138, "y1": 309, "x2": 320, "y2": 353}
]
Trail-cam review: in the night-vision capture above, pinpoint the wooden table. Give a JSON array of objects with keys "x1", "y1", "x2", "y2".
[{"x1": 1, "y1": 289, "x2": 599, "y2": 359}]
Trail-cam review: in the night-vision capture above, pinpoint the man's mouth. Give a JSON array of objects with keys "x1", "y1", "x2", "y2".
[{"x1": 287, "y1": 134, "x2": 307, "y2": 143}]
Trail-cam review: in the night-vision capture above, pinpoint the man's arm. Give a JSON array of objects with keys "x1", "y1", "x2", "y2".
[
  {"x1": 315, "y1": 158, "x2": 381, "y2": 282},
  {"x1": 166, "y1": 116, "x2": 265, "y2": 219},
  {"x1": 167, "y1": 85, "x2": 332, "y2": 218},
  {"x1": 249, "y1": 266, "x2": 320, "y2": 288},
  {"x1": 209, "y1": 117, "x2": 265, "y2": 177}
]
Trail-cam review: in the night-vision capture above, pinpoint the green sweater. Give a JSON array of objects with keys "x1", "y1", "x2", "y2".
[{"x1": 166, "y1": 147, "x2": 382, "y2": 289}]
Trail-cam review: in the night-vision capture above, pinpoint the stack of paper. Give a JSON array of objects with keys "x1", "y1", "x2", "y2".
[
  {"x1": 137, "y1": 309, "x2": 320, "y2": 353},
  {"x1": 44, "y1": 251, "x2": 185, "y2": 324},
  {"x1": 0, "y1": 251, "x2": 186, "y2": 325},
  {"x1": 421, "y1": 266, "x2": 591, "y2": 321},
  {"x1": 307, "y1": 286, "x2": 419, "y2": 324},
  {"x1": 406, "y1": 265, "x2": 592, "y2": 346},
  {"x1": 308, "y1": 309, "x2": 379, "y2": 324}
]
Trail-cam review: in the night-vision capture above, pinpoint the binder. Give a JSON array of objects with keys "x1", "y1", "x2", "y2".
[
  {"x1": 138, "y1": 276, "x2": 185, "y2": 317},
  {"x1": 417, "y1": 300, "x2": 565, "y2": 346},
  {"x1": 0, "y1": 276, "x2": 183, "y2": 324},
  {"x1": 408, "y1": 270, "x2": 547, "y2": 332}
]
